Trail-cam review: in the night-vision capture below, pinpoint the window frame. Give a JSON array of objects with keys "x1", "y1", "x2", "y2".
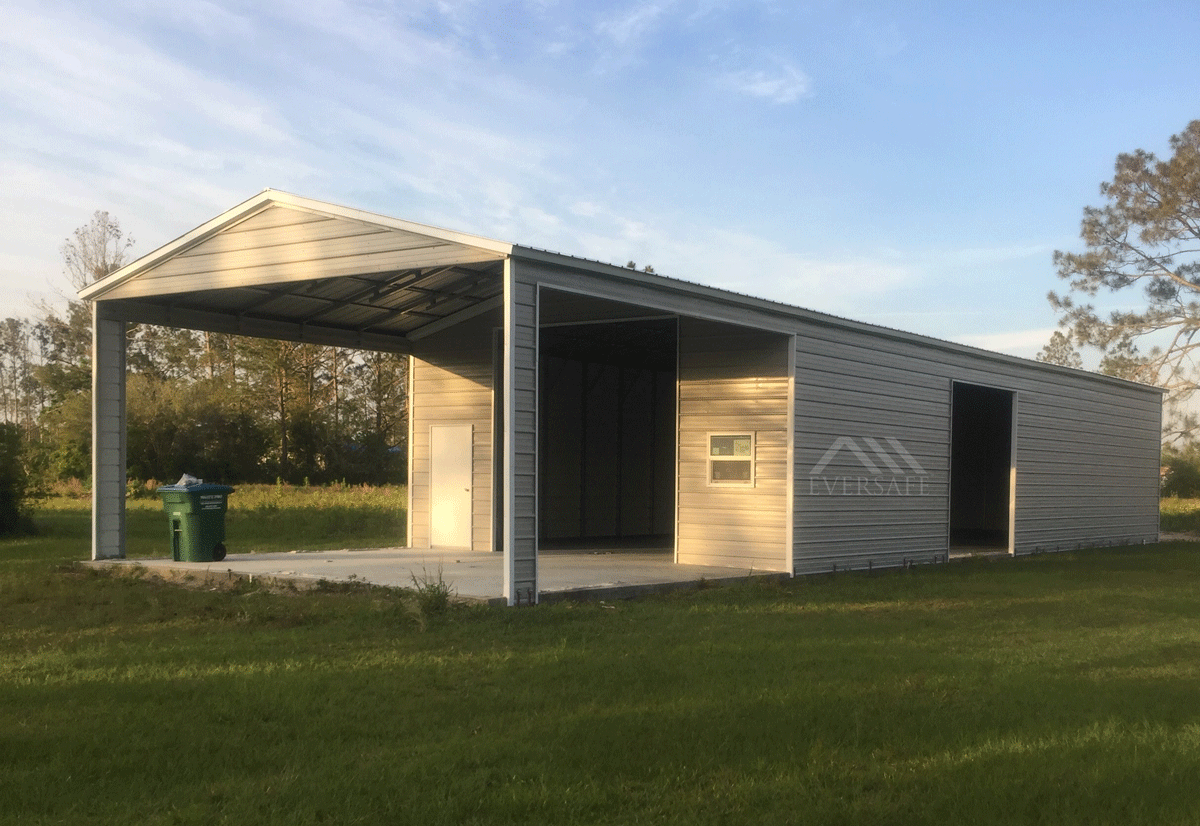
[{"x1": 707, "y1": 432, "x2": 756, "y2": 487}]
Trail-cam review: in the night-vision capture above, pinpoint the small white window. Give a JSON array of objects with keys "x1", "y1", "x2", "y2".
[{"x1": 709, "y1": 433, "x2": 754, "y2": 486}]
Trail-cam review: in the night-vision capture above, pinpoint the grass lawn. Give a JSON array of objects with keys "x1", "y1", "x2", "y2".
[
  {"x1": 1160, "y1": 496, "x2": 1200, "y2": 533},
  {"x1": 2, "y1": 493, "x2": 1199, "y2": 824},
  {"x1": 33, "y1": 483, "x2": 410, "y2": 558}
]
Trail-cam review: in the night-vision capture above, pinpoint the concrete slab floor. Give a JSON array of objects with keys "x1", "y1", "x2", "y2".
[{"x1": 89, "y1": 547, "x2": 783, "y2": 604}]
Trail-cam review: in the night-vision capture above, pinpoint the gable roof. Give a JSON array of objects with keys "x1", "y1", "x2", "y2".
[
  {"x1": 81, "y1": 190, "x2": 512, "y2": 350},
  {"x1": 78, "y1": 190, "x2": 1164, "y2": 394}
]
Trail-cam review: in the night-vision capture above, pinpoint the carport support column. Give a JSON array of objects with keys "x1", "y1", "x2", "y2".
[
  {"x1": 502, "y1": 259, "x2": 538, "y2": 605},
  {"x1": 91, "y1": 302, "x2": 127, "y2": 560}
]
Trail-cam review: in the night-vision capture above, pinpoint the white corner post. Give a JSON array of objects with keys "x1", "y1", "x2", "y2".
[{"x1": 92, "y1": 302, "x2": 127, "y2": 560}]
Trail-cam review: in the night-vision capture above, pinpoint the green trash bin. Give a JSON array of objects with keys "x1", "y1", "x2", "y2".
[{"x1": 157, "y1": 482, "x2": 235, "y2": 562}]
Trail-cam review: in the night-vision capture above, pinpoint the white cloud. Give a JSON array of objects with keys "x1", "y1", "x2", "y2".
[
  {"x1": 720, "y1": 62, "x2": 811, "y2": 103},
  {"x1": 693, "y1": 240, "x2": 912, "y2": 312},
  {"x1": 569, "y1": 201, "x2": 603, "y2": 218},
  {"x1": 118, "y1": 0, "x2": 255, "y2": 39},
  {"x1": 0, "y1": 5, "x2": 293, "y2": 148},
  {"x1": 852, "y1": 14, "x2": 907, "y2": 60},
  {"x1": 954, "y1": 328, "x2": 1057, "y2": 357},
  {"x1": 524, "y1": 199, "x2": 916, "y2": 316},
  {"x1": 920, "y1": 242, "x2": 1052, "y2": 270},
  {"x1": 596, "y1": 0, "x2": 677, "y2": 45},
  {"x1": 0, "y1": 0, "x2": 569, "y2": 275},
  {"x1": 545, "y1": 34, "x2": 576, "y2": 56}
]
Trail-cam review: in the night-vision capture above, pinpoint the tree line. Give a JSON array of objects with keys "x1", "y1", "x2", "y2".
[
  {"x1": 1, "y1": 211, "x2": 408, "y2": 494},
  {"x1": 1040, "y1": 117, "x2": 1200, "y2": 445}
]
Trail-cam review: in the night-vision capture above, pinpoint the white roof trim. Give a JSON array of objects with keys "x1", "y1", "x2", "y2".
[{"x1": 79, "y1": 189, "x2": 513, "y2": 302}]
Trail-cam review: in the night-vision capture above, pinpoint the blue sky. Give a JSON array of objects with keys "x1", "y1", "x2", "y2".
[{"x1": 2, "y1": 0, "x2": 1197, "y2": 359}]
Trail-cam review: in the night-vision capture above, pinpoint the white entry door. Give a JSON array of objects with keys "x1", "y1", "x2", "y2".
[{"x1": 430, "y1": 423, "x2": 473, "y2": 549}]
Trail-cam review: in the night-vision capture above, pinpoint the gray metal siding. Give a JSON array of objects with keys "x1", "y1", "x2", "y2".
[
  {"x1": 510, "y1": 254, "x2": 1160, "y2": 579},
  {"x1": 91, "y1": 306, "x2": 127, "y2": 560},
  {"x1": 1014, "y1": 378, "x2": 1160, "y2": 552},
  {"x1": 793, "y1": 323, "x2": 1161, "y2": 573},
  {"x1": 794, "y1": 327, "x2": 950, "y2": 573},
  {"x1": 506, "y1": 264, "x2": 538, "y2": 601},
  {"x1": 677, "y1": 319, "x2": 791, "y2": 571},
  {"x1": 410, "y1": 313, "x2": 498, "y2": 552}
]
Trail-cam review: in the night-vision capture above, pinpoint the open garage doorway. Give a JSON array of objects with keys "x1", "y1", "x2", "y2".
[
  {"x1": 950, "y1": 382, "x2": 1015, "y2": 552},
  {"x1": 538, "y1": 291, "x2": 677, "y2": 556}
]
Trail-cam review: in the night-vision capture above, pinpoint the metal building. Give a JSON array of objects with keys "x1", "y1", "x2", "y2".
[{"x1": 83, "y1": 191, "x2": 1163, "y2": 604}]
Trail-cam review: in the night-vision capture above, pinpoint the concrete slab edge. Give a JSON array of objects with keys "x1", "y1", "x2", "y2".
[
  {"x1": 78, "y1": 559, "x2": 506, "y2": 604},
  {"x1": 537, "y1": 571, "x2": 792, "y2": 604},
  {"x1": 79, "y1": 559, "x2": 789, "y2": 606}
]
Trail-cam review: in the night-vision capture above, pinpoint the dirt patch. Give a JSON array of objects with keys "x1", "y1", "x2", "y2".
[{"x1": 77, "y1": 560, "x2": 372, "y2": 595}]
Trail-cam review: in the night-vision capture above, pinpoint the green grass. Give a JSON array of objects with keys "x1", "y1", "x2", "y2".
[
  {"x1": 3, "y1": 495, "x2": 1200, "y2": 824},
  {"x1": 1160, "y1": 496, "x2": 1200, "y2": 532},
  {"x1": 32, "y1": 483, "x2": 408, "y2": 558}
]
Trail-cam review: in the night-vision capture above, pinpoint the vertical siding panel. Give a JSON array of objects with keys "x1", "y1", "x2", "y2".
[
  {"x1": 409, "y1": 313, "x2": 498, "y2": 553},
  {"x1": 1013, "y1": 380, "x2": 1160, "y2": 552},
  {"x1": 676, "y1": 318, "x2": 790, "y2": 571},
  {"x1": 793, "y1": 329, "x2": 951, "y2": 574}
]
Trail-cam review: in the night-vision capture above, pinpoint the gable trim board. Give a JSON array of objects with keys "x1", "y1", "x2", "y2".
[{"x1": 85, "y1": 192, "x2": 1164, "y2": 604}]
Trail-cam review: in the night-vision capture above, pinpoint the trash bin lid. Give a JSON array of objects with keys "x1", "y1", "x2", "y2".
[{"x1": 157, "y1": 483, "x2": 235, "y2": 494}]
